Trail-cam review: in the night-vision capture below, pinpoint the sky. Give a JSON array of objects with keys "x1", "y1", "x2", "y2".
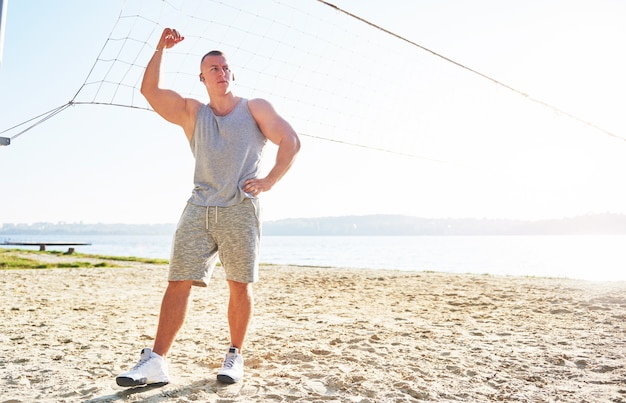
[{"x1": 1, "y1": 0, "x2": 625, "y2": 225}]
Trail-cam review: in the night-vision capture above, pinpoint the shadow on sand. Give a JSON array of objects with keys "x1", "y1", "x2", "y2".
[{"x1": 84, "y1": 378, "x2": 244, "y2": 402}]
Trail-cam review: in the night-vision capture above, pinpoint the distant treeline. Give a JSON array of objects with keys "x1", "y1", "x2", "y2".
[
  {"x1": 0, "y1": 223, "x2": 176, "y2": 236},
  {"x1": 2, "y1": 213, "x2": 626, "y2": 236}
]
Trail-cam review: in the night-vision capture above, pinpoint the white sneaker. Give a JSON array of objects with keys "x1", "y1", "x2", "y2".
[
  {"x1": 116, "y1": 348, "x2": 169, "y2": 387},
  {"x1": 217, "y1": 347, "x2": 244, "y2": 384}
]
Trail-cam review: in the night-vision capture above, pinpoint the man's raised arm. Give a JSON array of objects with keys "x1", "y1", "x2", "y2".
[{"x1": 141, "y1": 28, "x2": 199, "y2": 139}]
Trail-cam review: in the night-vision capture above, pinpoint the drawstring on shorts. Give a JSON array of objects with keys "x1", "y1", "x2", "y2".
[{"x1": 205, "y1": 206, "x2": 219, "y2": 230}]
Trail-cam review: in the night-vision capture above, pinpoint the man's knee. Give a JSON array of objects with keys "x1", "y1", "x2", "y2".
[
  {"x1": 166, "y1": 280, "x2": 194, "y2": 295},
  {"x1": 227, "y1": 280, "x2": 252, "y2": 297}
]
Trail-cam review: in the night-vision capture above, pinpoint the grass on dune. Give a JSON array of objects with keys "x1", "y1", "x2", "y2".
[{"x1": 0, "y1": 249, "x2": 169, "y2": 270}]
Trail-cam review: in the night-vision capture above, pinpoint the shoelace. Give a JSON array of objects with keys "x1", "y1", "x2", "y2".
[
  {"x1": 222, "y1": 354, "x2": 236, "y2": 369},
  {"x1": 132, "y1": 356, "x2": 152, "y2": 370}
]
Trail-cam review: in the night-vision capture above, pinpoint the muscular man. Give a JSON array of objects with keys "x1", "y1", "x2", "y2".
[{"x1": 116, "y1": 28, "x2": 300, "y2": 386}]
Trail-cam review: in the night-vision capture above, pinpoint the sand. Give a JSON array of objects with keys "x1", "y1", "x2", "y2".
[{"x1": 1, "y1": 251, "x2": 625, "y2": 402}]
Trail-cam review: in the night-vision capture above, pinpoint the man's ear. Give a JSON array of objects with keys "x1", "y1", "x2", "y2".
[{"x1": 199, "y1": 74, "x2": 205, "y2": 82}]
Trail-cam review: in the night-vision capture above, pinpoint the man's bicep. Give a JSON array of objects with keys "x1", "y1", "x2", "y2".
[
  {"x1": 146, "y1": 88, "x2": 189, "y2": 126},
  {"x1": 250, "y1": 99, "x2": 294, "y2": 145},
  {"x1": 267, "y1": 117, "x2": 298, "y2": 146}
]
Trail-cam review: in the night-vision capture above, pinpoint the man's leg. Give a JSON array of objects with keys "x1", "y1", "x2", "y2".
[
  {"x1": 216, "y1": 280, "x2": 252, "y2": 384},
  {"x1": 153, "y1": 280, "x2": 194, "y2": 357},
  {"x1": 227, "y1": 280, "x2": 254, "y2": 351},
  {"x1": 216, "y1": 199, "x2": 258, "y2": 383},
  {"x1": 116, "y1": 280, "x2": 192, "y2": 387}
]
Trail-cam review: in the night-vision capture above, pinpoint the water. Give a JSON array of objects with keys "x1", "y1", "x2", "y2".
[
  {"x1": 261, "y1": 235, "x2": 626, "y2": 281},
  {"x1": 1, "y1": 234, "x2": 171, "y2": 260},
  {"x1": 2, "y1": 234, "x2": 625, "y2": 281}
]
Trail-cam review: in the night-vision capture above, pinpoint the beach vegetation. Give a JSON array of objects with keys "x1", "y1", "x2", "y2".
[{"x1": 0, "y1": 249, "x2": 168, "y2": 270}]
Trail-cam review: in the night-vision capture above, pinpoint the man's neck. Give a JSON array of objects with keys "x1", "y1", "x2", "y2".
[{"x1": 208, "y1": 93, "x2": 239, "y2": 116}]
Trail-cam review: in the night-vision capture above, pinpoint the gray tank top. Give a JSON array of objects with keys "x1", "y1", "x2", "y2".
[{"x1": 188, "y1": 98, "x2": 267, "y2": 207}]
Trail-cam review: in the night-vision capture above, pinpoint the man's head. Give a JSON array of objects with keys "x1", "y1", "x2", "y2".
[
  {"x1": 199, "y1": 50, "x2": 235, "y2": 86},
  {"x1": 201, "y1": 50, "x2": 224, "y2": 64}
]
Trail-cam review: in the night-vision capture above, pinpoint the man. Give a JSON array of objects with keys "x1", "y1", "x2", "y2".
[{"x1": 116, "y1": 28, "x2": 300, "y2": 387}]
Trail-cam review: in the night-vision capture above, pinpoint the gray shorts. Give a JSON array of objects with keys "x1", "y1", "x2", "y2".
[{"x1": 169, "y1": 198, "x2": 261, "y2": 286}]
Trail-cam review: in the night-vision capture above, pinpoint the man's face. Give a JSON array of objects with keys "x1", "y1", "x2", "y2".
[{"x1": 200, "y1": 55, "x2": 233, "y2": 90}]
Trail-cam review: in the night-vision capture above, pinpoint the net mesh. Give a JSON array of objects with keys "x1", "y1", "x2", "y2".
[
  {"x1": 70, "y1": 0, "x2": 565, "y2": 163},
  {"x1": 5, "y1": 0, "x2": 624, "y2": 168}
]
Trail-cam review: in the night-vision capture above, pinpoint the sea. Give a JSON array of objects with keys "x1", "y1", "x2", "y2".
[{"x1": 2, "y1": 234, "x2": 625, "y2": 282}]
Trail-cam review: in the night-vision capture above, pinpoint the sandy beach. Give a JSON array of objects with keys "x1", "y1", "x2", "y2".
[{"x1": 1, "y1": 251, "x2": 625, "y2": 402}]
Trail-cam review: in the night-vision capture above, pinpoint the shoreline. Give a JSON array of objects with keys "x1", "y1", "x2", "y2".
[
  {"x1": 4, "y1": 233, "x2": 626, "y2": 283},
  {"x1": 1, "y1": 253, "x2": 626, "y2": 402}
]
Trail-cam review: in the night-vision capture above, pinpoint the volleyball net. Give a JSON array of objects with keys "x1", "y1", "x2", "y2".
[{"x1": 1, "y1": 0, "x2": 623, "y2": 169}]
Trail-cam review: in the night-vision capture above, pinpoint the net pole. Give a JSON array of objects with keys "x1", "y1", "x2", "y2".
[
  {"x1": 0, "y1": 0, "x2": 7, "y2": 68},
  {"x1": 0, "y1": 0, "x2": 7, "y2": 144}
]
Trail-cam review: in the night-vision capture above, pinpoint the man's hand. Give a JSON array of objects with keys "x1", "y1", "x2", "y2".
[
  {"x1": 244, "y1": 177, "x2": 275, "y2": 197},
  {"x1": 157, "y1": 28, "x2": 184, "y2": 51}
]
